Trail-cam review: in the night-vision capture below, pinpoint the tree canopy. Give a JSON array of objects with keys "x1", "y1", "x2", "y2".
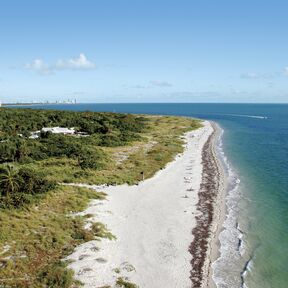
[{"x1": 0, "y1": 108, "x2": 148, "y2": 208}]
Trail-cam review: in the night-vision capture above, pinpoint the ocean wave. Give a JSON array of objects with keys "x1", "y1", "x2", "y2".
[{"x1": 212, "y1": 127, "x2": 251, "y2": 288}]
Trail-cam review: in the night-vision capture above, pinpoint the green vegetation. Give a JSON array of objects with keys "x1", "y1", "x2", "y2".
[
  {"x1": 116, "y1": 277, "x2": 138, "y2": 288},
  {"x1": 28, "y1": 115, "x2": 202, "y2": 186},
  {"x1": 0, "y1": 165, "x2": 56, "y2": 209},
  {"x1": 0, "y1": 107, "x2": 201, "y2": 287},
  {"x1": 0, "y1": 185, "x2": 106, "y2": 287},
  {"x1": 0, "y1": 108, "x2": 147, "y2": 165}
]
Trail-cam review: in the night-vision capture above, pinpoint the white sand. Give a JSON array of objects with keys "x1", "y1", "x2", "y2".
[{"x1": 67, "y1": 121, "x2": 213, "y2": 288}]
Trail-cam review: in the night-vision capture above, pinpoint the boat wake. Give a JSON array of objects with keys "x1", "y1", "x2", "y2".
[{"x1": 221, "y1": 114, "x2": 268, "y2": 119}]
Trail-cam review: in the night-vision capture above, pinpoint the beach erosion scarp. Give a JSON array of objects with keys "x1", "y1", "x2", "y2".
[{"x1": 66, "y1": 120, "x2": 224, "y2": 288}]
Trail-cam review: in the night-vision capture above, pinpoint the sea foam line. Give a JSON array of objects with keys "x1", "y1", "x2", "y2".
[{"x1": 212, "y1": 127, "x2": 249, "y2": 288}]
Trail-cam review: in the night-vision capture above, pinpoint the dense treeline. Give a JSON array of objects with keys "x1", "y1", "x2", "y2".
[
  {"x1": 0, "y1": 108, "x2": 147, "y2": 164},
  {"x1": 0, "y1": 108, "x2": 146, "y2": 137},
  {"x1": 0, "y1": 108, "x2": 148, "y2": 208}
]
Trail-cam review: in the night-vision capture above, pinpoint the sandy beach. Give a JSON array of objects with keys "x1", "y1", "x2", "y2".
[{"x1": 66, "y1": 120, "x2": 224, "y2": 287}]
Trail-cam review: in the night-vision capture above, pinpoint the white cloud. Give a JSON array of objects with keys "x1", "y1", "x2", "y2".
[
  {"x1": 25, "y1": 53, "x2": 96, "y2": 75},
  {"x1": 131, "y1": 84, "x2": 150, "y2": 89},
  {"x1": 55, "y1": 53, "x2": 96, "y2": 70},
  {"x1": 241, "y1": 71, "x2": 280, "y2": 79},
  {"x1": 241, "y1": 72, "x2": 260, "y2": 79},
  {"x1": 284, "y1": 67, "x2": 288, "y2": 76},
  {"x1": 131, "y1": 80, "x2": 173, "y2": 89},
  {"x1": 25, "y1": 59, "x2": 52, "y2": 75},
  {"x1": 150, "y1": 80, "x2": 173, "y2": 87}
]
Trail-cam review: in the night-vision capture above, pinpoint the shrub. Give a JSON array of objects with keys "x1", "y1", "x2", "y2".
[
  {"x1": 37, "y1": 261, "x2": 76, "y2": 288},
  {"x1": 116, "y1": 277, "x2": 138, "y2": 288},
  {"x1": 78, "y1": 148, "x2": 106, "y2": 170},
  {"x1": 18, "y1": 167, "x2": 56, "y2": 194},
  {"x1": 0, "y1": 166, "x2": 56, "y2": 208}
]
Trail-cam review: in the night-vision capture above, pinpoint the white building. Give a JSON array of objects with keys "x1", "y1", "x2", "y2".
[
  {"x1": 41, "y1": 127, "x2": 75, "y2": 135},
  {"x1": 29, "y1": 127, "x2": 76, "y2": 139}
]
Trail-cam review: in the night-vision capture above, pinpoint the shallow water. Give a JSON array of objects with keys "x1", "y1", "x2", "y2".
[{"x1": 14, "y1": 103, "x2": 288, "y2": 288}]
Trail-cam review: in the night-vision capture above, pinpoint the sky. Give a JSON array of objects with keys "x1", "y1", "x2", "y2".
[{"x1": 0, "y1": 0, "x2": 288, "y2": 103}]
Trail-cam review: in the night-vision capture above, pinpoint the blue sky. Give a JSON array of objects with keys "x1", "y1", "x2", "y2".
[{"x1": 1, "y1": 0, "x2": 288, "y2": 103}]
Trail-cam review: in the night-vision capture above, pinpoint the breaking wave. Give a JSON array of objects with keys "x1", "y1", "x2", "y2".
[{"x1": 212, "y1": 127, "x2": 252, "y2": 288}]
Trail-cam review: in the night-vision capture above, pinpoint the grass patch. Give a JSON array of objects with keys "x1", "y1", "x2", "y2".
[
  {"x1": 91, "y1": 222, "x2": 116, "y2": 240},
  {"x1": 0, "y1": 185, "x2": 105, "y2": 287},
  {"x1": 116, "y1": 277, "x2": 138, "y2": 288}
]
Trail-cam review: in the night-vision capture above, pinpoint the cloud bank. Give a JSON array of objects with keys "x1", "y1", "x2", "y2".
[
  {"x1": 240, "y1": 72, "x2": 278, "y2": 79},
  {"x1": 150, "y1": 80, "x2": 173, "y2": 87},
  {"x1": 26, "y1": 53, "x2": 96, "y2": 74},
  {"x1": 25, "y1": 59, "x2": 51, "y2": 75},
  {"x1": 241, "y1": 67, "x2": 288, "y2": 79},
  {"x1": 132, "y1": 80, "x2": 173, "y2": 89},
  {"x1": 55, "y1": 53, "x2": 95, "y2": 70}
]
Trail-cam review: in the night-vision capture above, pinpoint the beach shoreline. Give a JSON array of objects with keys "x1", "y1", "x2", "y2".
[
  {"x1": 188, "y1": 121, "x2": 226, "y2": 288},
  {"x1": 66, "y1": 120, "x2": 226, "y2": 287},
  {"x1": 202, "y1": 122, "x2": 227, "y2": 288}
]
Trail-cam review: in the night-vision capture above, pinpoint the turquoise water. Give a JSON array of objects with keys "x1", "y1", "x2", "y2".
[{"x1": 15, "y1": 103, "x2": 288, "y2": 287}]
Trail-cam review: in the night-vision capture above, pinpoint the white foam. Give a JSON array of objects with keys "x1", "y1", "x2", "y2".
[
  {"x1": 221, "y1": 114, "x2": 268, "y2": 119},
  {"x1": 212, "y1": 127, "x2": 250, "y2": 288}
]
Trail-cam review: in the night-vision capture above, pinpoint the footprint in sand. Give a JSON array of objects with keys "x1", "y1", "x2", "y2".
[
  {"x1": 78, "y1": 267, "x2": 92, "y2": 275},
  {"x1": 90, "y1": 246, "x2": 100, "y2": 252},
  {"x1": 95, "y1": 257, "x2": 108, "y2": 263},
  {"x1": 78, "y1": 254, "x2": 90, "y2": 260},
  {"x1": 120, "y1": 262, "x2": 136, "y2": 272}
]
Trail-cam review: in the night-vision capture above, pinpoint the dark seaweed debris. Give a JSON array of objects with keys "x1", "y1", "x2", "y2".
[{"x1": 189, "y1": 130, "x2": 220, "y2": 287}]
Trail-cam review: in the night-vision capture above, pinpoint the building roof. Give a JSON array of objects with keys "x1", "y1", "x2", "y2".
[{"x1": 41, "y1": 127, "x2": 75, "y2": 134}]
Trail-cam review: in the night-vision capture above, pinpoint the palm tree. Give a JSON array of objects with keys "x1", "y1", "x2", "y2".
[{"x1": 0, "y1": 165, "x2": 20, "y2": 197}]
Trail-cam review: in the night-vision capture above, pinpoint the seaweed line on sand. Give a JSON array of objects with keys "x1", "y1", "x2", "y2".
[{"x1": 189, "y1": 127, "x2": 220, "y2": 287}]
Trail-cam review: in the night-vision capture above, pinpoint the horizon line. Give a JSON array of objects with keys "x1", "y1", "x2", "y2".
[{"x1": 3, "y1": 102, "x2": 288, "y2": 105}]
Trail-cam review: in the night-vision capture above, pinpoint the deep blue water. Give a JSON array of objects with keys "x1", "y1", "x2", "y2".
[{"x1": 14, "y1": 103, "x2": 288, "y2": 287}]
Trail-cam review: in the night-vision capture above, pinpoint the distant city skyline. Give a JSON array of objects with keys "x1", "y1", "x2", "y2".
[{"x1": 1, "y1": 0, "x2": 288, "y2": 103}]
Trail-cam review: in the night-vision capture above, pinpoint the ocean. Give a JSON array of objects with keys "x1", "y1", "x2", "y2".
[{"x1": 14, "y1": 103, "x2": 288, "y2": 288}]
